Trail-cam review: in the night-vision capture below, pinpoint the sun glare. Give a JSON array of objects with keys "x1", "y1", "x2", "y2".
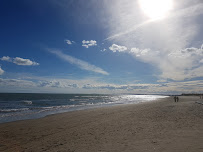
[{"x1": 139, "y1": 0, "x2": 173, "y2": 20}]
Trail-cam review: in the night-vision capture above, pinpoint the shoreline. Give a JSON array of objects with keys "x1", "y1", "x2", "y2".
[
  {"x1": 0, "y1": 96, "x2": 203, "y2": 152},
  {"x1": 0, "y1": 95, "x2": 168, "y2": 124},
  {"x1": 0, "y1": 98, "x2": 161, "y2": 125}
]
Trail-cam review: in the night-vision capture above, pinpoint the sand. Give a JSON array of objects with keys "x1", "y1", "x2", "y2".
[{"x1": 0, "y1": 96, "x2": 203, "y2": 152}]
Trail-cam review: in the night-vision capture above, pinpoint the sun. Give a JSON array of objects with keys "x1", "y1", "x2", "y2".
[{"x1": 139, "y1": 0, "x2": 173, "y2": 20}]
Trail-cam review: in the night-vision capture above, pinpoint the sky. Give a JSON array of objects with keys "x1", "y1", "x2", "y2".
[{"x1": 0, "y1": 0, "x2": 203, "y2": 94}]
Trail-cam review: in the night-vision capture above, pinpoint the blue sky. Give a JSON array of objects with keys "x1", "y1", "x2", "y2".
[{"x1": 0, "y1": 0, "x2": 203, "y2": 94}]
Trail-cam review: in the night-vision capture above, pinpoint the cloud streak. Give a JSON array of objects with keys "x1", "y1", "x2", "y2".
[
  {"x1": 50, "y1": 50, "x2": 109, "y2": 75},
  {"x1": 105, "y1": 19, "x2": 155, "y2": 41}
]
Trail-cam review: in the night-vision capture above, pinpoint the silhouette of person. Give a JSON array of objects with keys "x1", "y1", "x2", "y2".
[
  {"x1": 174, "y1": 96, "x2": 177, "y2": 102},
  {"x1": 177, "y1": 96, "x2": 179, "y2": 102}
]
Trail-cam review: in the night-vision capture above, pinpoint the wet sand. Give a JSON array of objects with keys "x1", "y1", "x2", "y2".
[{"x1": 0, "y1": 96, "x2": 203, "y2": 152}]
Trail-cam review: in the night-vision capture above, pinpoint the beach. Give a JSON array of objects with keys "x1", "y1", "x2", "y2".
[{"x1": 0, "y1": 96, "x2": 203, "y2": 152}]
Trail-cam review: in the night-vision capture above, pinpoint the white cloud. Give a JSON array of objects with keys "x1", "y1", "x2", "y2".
[
  {"x1": 130, "y1": 47, "x2": 160, "y2": 64},
  {"x1": 65, "y1": 39, "x2": 72, "y2": 45},
  {"x1": 109, "y1": 44, "x2": 127, "y2": 52},
  {"x1": 0, "y1": 67, "x2": 4, "y2": 75},
  {"x1": 1, "y1": 56, "x2": 39, "y2": 66},
  {"x1": 108, "y1": 43, "x2": 203, "y2": 81},
  {"x1": 1, "y1": 73, "x2": 203, "y2": 94},
  {"x1": 130, "y1": 44, "x2": 203, "y2": 81},
  {"x1": 65, "y1": 39, "x2": 75, "y2": 45},
  {"x1": 50, "y1": 50, "x2": 109, "y2": 75},
  {"x1": 13, "y1": 57, "x2": 39, "y2": 66},
  {"x1": 38, "y1": 80, "x2": 79, "y2": 88},
  {"x1": 161, "y1": 45, "x2": 203, "y2": 80},
  {"x1": 155, "y1": 80, "x2": 203, "y2": 94},
  {"x1": 79, "y1": 80, "x2": 203, "y2": 94},
  {"x1": 0, "y1": 56, "x2": 12, "y2": 62},
  {"x1": 82, "y1": 40, "x2": 97, "y2": 48},
  {"x1": 101, "y1": 48, "x2": 106, "y2": 52},
  {"x1": 82, "y1": 83, "x2": 149, "y2": 90},
  {"x1": 130, "y1": 48, "x2": 150, "y2": 57}
]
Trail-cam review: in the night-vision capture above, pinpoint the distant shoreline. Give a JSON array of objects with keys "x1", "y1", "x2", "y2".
[{"x1": 1, "y1": 92, "x2": 202, "y2": 96}]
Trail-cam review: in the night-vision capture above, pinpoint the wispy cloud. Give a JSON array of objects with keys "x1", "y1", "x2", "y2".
[
  {"x1": 1, "y1": 56, "x2": 39, "y2": 66},
  {"x1": 49, "y1": 50, "x2": 109, "y2": 75},
  {"x1": 0, "y1": 66, "x2": 4, "y2": 75},
  {"x1": 82, "y1": 40, "x2": 97, "y2": 48},
  {"x1": 105, "y1": 19, "x2": 155, "y2": 41}
]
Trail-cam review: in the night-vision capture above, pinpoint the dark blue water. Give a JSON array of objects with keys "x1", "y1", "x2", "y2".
[{"x1": 0, "y1": 93, "x2": 168, "y2": 123}]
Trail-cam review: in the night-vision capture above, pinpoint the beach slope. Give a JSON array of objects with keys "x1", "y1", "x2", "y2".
[{"x1": 0, "y1": 96, "x2": 203, "y2": 152}]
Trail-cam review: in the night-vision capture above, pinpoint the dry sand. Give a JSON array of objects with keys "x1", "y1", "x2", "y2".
[{"x1": 0, "y1": 96, "x2": 203, "y2": 152}]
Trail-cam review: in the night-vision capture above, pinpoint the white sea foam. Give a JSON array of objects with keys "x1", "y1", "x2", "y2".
[
  {"x1": 0, "y1": 108, "x2": 29, "y2": 113},
  {"x1": 23, "y1": 100, "x2": 32, "y2": 104},
  {"x1": 81, "y1": 96, "x2": 108, "y2": 98}
]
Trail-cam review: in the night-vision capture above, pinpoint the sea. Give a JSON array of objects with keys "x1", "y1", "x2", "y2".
[{"x1": 0, "y1": 93, "x2": 169, "y2": 123}]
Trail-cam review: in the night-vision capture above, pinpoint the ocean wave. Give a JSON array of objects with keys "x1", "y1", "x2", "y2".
[
  {"x1": 70, "y1": 98, "x2": 93, "y2": 102},
  {"x1": 0, "y1": 108, "x2": 29, "y2": 113},
  {"x1": 81, "y1": 96, "x2": 108, "y2": 98}
]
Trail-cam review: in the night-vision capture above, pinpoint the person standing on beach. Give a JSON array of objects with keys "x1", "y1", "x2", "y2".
[
  {"x1": 177, "y1": 96, "x2": 179, "y2": 102},
  {"x1": 174, "y1": 96, "x2": 177, "y2": 102}
]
